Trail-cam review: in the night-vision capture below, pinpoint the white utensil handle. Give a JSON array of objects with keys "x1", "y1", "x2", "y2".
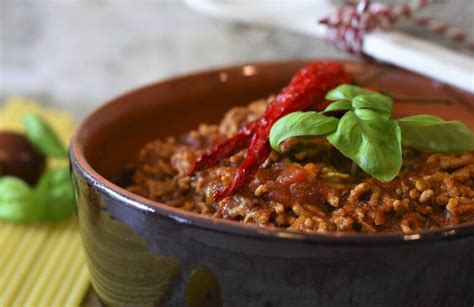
[
  {"x1": 364, "y1": 32, "x2": 474, "y2": 93},
  {"x1": 185, "y1": 0, "x2": 474, "y2": 93}
]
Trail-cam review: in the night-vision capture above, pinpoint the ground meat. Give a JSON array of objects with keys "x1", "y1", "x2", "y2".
[
  {"x1": 218, "y1": 99, "x2": 268, "y2": 137},
  {"x1": 127, "y1": 99, "x2": 474, "y2": 234}
]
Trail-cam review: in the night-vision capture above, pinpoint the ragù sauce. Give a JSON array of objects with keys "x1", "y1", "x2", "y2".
[{"x1": 127, "y1": 99, "x2": 474, "y2": 233}]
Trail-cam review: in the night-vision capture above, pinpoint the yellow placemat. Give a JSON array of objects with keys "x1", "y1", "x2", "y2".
[{"x1": 0, "y1": 98, "x2": 90, "y2": 306}]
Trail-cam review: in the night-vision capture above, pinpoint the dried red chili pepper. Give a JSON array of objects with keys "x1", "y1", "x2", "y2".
[
  {"x1": 190, "y1": 61, "x2": 352, "y2": 200},
  {"x1": 189, "y1": 121, "x2": 256, "y2": 172}
]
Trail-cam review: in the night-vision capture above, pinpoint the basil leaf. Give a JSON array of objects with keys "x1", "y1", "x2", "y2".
[
  {"x1": 398, "y1": 115, "x2": 474, "y2": 153},
  {"x1": 354, "y1": 108, "x2": 388, "y2": 122},
  {"x1": 327, "y1": 111, "x2": 402, "y2": 182},
  {"x1": 323, "y1": 100, "x2": 353, "y2": 113},
  {"x1": 325, "y1": 84, "x2": 373, "y2": 101},
  {"x1": 0, "y1": 176, "x2": 42, "y2": 222},
  {"x1": 269, "y1": 111, "x2": 339, "y2": 152},
  {"x1": 352, "y1": 93, "x2": 392, "y2": 118},
  {"x1": 23, "y1": 113, "x2": 68, "y2": 158},
  {"x1": 35, "y1": 167, "x2": 76, "y2": 221}
]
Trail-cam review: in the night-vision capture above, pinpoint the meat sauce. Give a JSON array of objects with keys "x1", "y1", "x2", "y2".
[{"x1": 127, "y1": 99, "x2": 474, "y2": 233}]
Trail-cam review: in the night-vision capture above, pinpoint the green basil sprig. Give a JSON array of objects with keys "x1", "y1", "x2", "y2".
[
  {"x1": 269, "y1": 84, "x2": 474, "y2": 182},
  {"x1": 0, "y1": 114, "x2": 75, "y2": 223},
  {"x1": 398, "y1": 115, "x2": 474, "y2": 153},
  {"x1": 269, "y1": 112, "x2": 339, "y2": 151},
  {"x1": 327, "y1": 110, "x2": 402, "y2": 182},
  {"x1": 325, "y1": 84, "x2": 373, "y2": 101}
]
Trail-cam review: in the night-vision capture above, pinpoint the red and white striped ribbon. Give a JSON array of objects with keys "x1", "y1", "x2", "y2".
[{"x1": 319, "y1": 0, "x2": 474, "y2": 54}]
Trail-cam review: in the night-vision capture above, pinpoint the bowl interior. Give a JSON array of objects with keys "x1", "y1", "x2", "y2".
[
  {"x1": 72, "y1": 60, "x2": 474, "y2": 242},
  {"x1": 78, "y1": 61, "x2": 309, "y2": 181},
  {"x1": 77, "y1": 60, "x2": 474, "y2": 181}
]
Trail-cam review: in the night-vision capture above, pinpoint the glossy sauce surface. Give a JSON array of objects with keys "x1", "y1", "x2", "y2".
[{"x1": 127, "y1": 99, "x2": 474, "y2": 234}]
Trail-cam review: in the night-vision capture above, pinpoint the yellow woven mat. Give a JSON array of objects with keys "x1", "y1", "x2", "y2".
[{"x1": 0, "y1": 98, "x2": 90, "y2": 306}]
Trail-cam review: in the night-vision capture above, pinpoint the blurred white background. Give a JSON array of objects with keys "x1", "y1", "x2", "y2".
[
  {"x1": 1, "y1": 0, "x2": 472, "y2": 118},
  {"x1": 1, "y1": 0, "x2": 346, "y2": 117}
]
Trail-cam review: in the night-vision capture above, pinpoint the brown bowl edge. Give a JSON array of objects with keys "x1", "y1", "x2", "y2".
[{"x1": 70, "y1": 59, "x2": 474, "y2": 246}]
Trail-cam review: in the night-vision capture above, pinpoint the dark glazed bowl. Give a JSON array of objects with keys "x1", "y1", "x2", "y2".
[{"x1": 70, "y1": 60, "x2": 474, "y2": 307}]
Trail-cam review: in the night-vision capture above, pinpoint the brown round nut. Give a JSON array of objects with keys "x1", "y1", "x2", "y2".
[{"x1": 0, "y1": 131, "x2": 46, "y2": 185}]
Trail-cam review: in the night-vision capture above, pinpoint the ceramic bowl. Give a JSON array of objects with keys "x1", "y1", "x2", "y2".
[{"x1": 70, "y1": 60, "x2": 474, "y2": 307}]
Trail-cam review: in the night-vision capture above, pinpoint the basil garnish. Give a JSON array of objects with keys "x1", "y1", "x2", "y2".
[
  {"x1": 327, "y1": 111, "x2": 402, "y2": 182},
  {"x1": 352, "y1": 93, "x2": 392, "y2": 118},
  {"x1": 323, "y1": 100, "x2": 353, "y2": 113},
  {"x1": 269, "y1": 112, "x2": 339, "y2": 152},
  {"x1": 269, "y1": 84, "x2": 474, "y2": 182},
  {"x1": 325, "y1": 84, "x2": 373, "y2": 101},
  {"x1": 398, "y1": 115, "x2": 474, "y2": 153}
]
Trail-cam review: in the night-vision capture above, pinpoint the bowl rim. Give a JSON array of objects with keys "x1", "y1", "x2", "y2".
[{"x1": 70, "y1": 59, "x2": 474, "y2": 246}]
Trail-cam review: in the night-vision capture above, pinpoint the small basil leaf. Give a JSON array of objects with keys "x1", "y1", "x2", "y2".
[
  {"x1": 323, "y1": 100, "x2": 353, "y2": 113},
  {"x1": 0, "y1": 176, "x2": 42, "y2": 222},
  {"x1": 23, "y1": 113, "x2": 68, "y2": 158},
  {"x1": 327, "y1": 111, "x2": 402, "y2": 182},
  {"x1": 353, "y1": 108, "x2": 382, "y2": 121},
  {"x1": 325, "y1": 84, "x2": 373, "y2": 101},
  {"x1": 35, "y1": 167, "x2": 76, "y2": 221},
  {"x1": 352, "y1": 93, "x2": 393, "y2": 117},
  {"x1": 269, "y1": 111, "x2": 339, "y2": 152},
  {"x1": 398, "y1": 115, "x2": 474, "y2": 153}
]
